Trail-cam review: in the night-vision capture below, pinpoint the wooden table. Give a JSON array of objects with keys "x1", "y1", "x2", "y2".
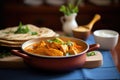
[{"x1": 111, "y1": 37, "x2": 120, "y2": 72}]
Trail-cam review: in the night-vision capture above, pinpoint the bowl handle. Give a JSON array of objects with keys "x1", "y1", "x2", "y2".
[
  {"x1": 11, "y1": 50, "x2": 30, "y2": 60},
  {"x1": 87, "y1": 43, "x2": 100, "y2": 52},
  {"x1": 11, "y1": 44, "x2": 100, "y2": 58}
]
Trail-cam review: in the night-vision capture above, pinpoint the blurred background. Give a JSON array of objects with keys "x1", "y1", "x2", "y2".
[{"x1": 0, "y1": 0, "x2": 120, "y2": 33}]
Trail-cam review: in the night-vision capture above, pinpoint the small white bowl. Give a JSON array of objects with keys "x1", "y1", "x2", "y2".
[{"x1": 93, "y1": 29, "x2": 119, "y2": 50}]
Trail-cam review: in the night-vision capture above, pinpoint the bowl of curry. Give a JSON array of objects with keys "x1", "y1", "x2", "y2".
[{"x1": 11, "y1": 36, "x2": 98, "y2": 71}]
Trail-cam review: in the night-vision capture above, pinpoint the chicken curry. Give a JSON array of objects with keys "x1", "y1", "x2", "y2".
[{"x1": 24, "y1": 38, "x2": 85, "y2": 56}]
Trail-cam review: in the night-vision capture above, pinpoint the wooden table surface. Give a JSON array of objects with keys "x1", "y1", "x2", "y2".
[{"x1": 111, "y1": 37, "x2": 120, "y2": 72}]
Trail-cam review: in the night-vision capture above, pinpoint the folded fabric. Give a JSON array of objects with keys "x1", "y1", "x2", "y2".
[{"x1": 82, "y1": 50, "x2": 120, "y2": 79}]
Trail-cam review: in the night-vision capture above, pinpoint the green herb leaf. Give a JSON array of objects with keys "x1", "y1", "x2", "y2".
[
  {"x1": 87, "y1": 51, "x2": 96, "y2": 57},
  {"x1": 47, "y1": 38, "x2": 64, "y2": 44},
  {"x1": 31, "y1": 32, "x2": 38, "y2": 35},
  {"x1": 14, "y1": 22, "x2": 30, "y2": 34},
  {"x1": 14, "y1": 22, "x2": 38, "y2": 35}
]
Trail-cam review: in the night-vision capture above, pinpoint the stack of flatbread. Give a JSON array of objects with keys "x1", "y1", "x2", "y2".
[{"x1": 0, "y1": 24, "x2": 59, "y2": 47}]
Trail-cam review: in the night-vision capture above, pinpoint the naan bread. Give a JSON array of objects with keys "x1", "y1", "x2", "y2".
[
  {"x1": 0, "y1": 24, "x2": 59, "y2": 47},
  {"x1": 0, "y1": 24, "x2": 58, "y2": 41},
  {"x1": 0, "y1": 40, "x2": 24, "y2": 45}
]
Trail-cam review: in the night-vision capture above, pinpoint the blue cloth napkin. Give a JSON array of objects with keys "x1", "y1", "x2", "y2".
[{"x1": 0, "y1": 35, "x2": 120, "y2": 80}]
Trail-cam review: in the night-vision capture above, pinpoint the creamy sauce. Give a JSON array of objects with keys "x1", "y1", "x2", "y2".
[
  {"x1": 95, "y1": 30, "x2": 118, "y2": 37},
  {"x1": 99, "y1": 32, "x2": 115, "y2": 37}
]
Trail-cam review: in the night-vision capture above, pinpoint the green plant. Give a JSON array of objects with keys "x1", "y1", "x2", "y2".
[
  {"x1": 59, "y1": 0, "x2": 82, "y2": 16},
  {"x1": 59, "y1": 3, "x2": 79, "y2": 16}
]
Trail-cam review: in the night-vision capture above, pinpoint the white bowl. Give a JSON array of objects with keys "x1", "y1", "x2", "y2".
[{"x1": 93, "y1": 29, "x2": 119, "y2": 50}]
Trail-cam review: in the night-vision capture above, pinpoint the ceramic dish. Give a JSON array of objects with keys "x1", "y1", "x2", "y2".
[{"x1": 11, "y1": 36, "x2": 99, "y2": 71}]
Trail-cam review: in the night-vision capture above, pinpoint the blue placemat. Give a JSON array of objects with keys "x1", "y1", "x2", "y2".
[{"x1": 0, "y1": 35, "x2": 120, "y2": 80}]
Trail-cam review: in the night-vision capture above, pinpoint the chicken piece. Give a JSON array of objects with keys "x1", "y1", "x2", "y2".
[
  {"x1": 68, "y1": 46, "x2": 78, "y2": 55},
  {"x1": 59, "y1": 45, "x2": 68, "y2": 54},
  {"x1": 33, "y1": 47, "x2": 46, "y2": 55},
  {"x1": 73, "y1": 43, "x2": 83, "y2": 53},
  {"x1": 47, "y1": 42, "x2": 59, "y2": 49},
  {"x1": 30, "y1": 47, "x2": 63, "y2": 56},
  {"x1": 67, "y1": 42, "x2": 82, "y2": 55},
  {"x1": 45, "y1": 48, "x2": 63, "y2": 56},
  {"x1": 47, "y1": 42, "x2": 68, "y2": 54},
  {"x1": 33, "y1": 40, "x2": 46, "y2": 49},
  {"x1": 38, "y1": 40, "x2": 46, "y2": 47}
]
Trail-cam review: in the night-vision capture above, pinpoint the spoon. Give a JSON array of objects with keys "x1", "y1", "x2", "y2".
[
  {"x1": 74, "y1": 14, "x2": 101, "y2": 32},
  {"x1": 72, "y1": 14, "x2": 101, "y2": 40}
]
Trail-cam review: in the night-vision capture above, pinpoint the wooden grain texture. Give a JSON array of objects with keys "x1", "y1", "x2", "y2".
[
  {"x1": 82, "y1": 51, "x2": 103, "y2": 68},
  {"x1": 0, "y1": 51, "x2": 103, "y2": 69}
]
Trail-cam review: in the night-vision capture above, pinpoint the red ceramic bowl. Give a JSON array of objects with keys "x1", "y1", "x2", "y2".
[{"x1": 11, "y1": 36, "x2": 99, "y2": 71}]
